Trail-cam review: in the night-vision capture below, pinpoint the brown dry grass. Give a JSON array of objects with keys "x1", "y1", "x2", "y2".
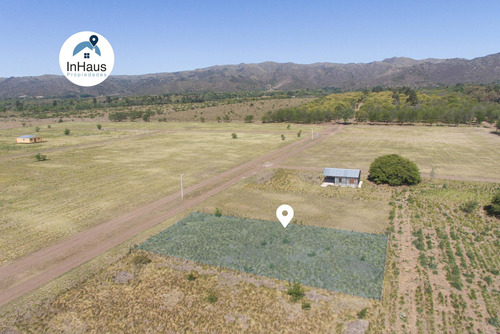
[
  {"x1": 197, "y1": 168, "x2": 392, "y2": 234},
  {"x1": 11, "y1": 251, "x2": 372, "y2": 333}
]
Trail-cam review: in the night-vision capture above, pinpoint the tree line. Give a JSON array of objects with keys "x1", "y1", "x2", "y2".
[{"x1": 262, "y1": 86, "x2": 500, "y2": 126}]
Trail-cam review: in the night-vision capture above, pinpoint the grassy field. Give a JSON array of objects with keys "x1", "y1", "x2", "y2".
[
  {"x1": 139, "y1": 212, "x2": 388, "y2": 299},
  {"x1": 282, "y1": 125, "x2": 500, "y2": 181},
  {"x1": 197, "y1": 168, "x2": 392, "y2": 234},
  {"x1": 11, "y1": 251, "x2": 372, "y2": 333},
  {"x1": 0, "y1": 123, "x2": 305, "y2": 264},
  {"x1": 1, "y1": 122, "x2": 499, "y2": 333}
]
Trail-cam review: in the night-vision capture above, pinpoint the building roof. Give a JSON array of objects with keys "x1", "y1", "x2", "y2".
[
  {"x1": 323, "y1": 168, "x2": 361, "y2": 178},
  {"x1": 18, "y1": 135, "x2": 37, "y2": 138}
]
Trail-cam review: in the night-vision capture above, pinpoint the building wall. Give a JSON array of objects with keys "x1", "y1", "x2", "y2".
[{"x1": 16, "y1": 137, "x2": 41, "y2": 144}]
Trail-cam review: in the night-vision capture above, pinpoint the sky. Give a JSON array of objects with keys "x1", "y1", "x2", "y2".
[{"x1": 1, "y1": 0, "x2": 499, "y2": 77}]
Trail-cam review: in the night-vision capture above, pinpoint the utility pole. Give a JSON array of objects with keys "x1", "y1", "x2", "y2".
[{"x1": 180, "y1": 174, "x2": 184, "y2": 199}]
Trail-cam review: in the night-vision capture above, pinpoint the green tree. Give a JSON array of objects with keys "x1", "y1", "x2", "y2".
[
  {"x1": 368, "y1": 154, "x2": 421, "y2": 186},
  {"x1": 244, "y1": 115, "x2": 254, "y2": 123},
  {"x1": 484, "y1": 191, "x2": 500, "y2": 217},
  {"x1": 64, "y1": 128, "x2": 70, "y2": 136},
  {"x1": 231, "y1": 133, "x2": 237, "y2": 139},
  {"x1": 97, "y1": 124, "x2": 102, "y2": 130},
  {"x1": 34, "y1": 153, "x2": 46, "y2": 161},
  {"x1": 340, "y1": 107, "x2": 355, "y2": 123}
]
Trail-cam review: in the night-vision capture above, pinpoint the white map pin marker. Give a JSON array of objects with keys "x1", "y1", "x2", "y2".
[{"x1": 276, "y1": 204, "x2": 294, "y2": 228}]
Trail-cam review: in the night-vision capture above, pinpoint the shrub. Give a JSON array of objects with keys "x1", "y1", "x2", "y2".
[
  {"x1": 488, "y1": 316, "x2": 499, "y2": 328},
  {"x1": 244, "y1": 115, "x2": 254, "y2": 123},
  {"x1": 287, "y1": 282, "x2": 305, "y2": 302},
  {"x1": 281, "y1": 134, "x2": 285, "y2": 140},
  {"x1": 205, "y1": 290, "x2": 218, "y2": 303},
  {"x1": 35, "y1": 153, "x2": 46, "y2": 161},
  {"x1": 357, "y1": 307, "x2": 368, "y2": 319},
  {"x1": 186, "y1": 272, "x2": 197, "y2": 281},
  {"x1": 47, "y1": 125, "x2": 51, "y2": 129},
  {"x1": 200, "y1": 117, "x2": 205, "y2": 123},
  {"x1": 132, "y1": 254, "x2": 151, "y2": 265},
  {"x1": 64, "y1": 128, "x2": 70, "y2": 135},
  {"x1": 460, "y1": 200, "x2": 478, "y2": 214},
  {"x1": 97, "y1": 124, "x2": 102, "y2": 130},
  {"x1": 231, "y1": 133, "x2": 237, "y2": 139},
  {"x1": 214, "y1": 208, "x2": 222, "y2": 217},
  {"x1": 287, "y1": 124, "x2": 291, "y2": 130},
  {"x1": 301, "y1": 301, "x2": 311, "y2": 310},
  {"x1": 368, "y1": 154, "x2": 421, "y2": 186},
  {"x1": 58, "y1": 118, "x2": 63, "y2": 123},
  {"x1": 484, "y1": 191, "x2": 500, "y2": 217},
  {"x1": 35, "y1": 126, "x2": 40, "y2": 132},
  {"x1": 297, "y1": 130, "x2": 302, "y2": 137}
]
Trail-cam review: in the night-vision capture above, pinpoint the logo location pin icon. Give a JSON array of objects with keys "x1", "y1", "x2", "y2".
[
  {"x1": 276, "y1": 204, "x2": 294, "y2": 228},
  {"x1": 89, "y1": 35, "x2": 98, "y2": 47}
]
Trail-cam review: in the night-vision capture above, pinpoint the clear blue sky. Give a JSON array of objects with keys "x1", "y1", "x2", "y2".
[{"x1": 1, "y1": 0, "x2": 499, "y2": 77}]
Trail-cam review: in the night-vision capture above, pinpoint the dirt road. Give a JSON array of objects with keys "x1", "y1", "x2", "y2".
[{"x1": 0, "y1": 125, "x2": 342, "y2": 307}]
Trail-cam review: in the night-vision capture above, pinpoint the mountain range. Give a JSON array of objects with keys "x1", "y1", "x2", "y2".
[{"x1": 1, "y1": 53, "x2": 499, "y2": 98}]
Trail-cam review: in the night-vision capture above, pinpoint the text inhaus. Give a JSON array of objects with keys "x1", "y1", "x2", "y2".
[{"x1": 66, "y1": 62, "x2": 107, "y2": 72}]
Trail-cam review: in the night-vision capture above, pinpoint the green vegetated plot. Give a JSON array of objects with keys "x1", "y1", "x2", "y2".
[{"x1": 139, "y1": 212, "x2": 389, "y2": 299}]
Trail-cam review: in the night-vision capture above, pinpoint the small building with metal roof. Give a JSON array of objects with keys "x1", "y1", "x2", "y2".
[
  {"x1": 16, "y1": 135, "x2": 42, "y2": 144},
  {"x1": 322, "y1": 168, "x2": 361, "y2": 188}
]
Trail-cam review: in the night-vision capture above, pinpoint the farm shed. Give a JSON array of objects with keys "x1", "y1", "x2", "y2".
[
  {"x1": 16, "y1": 135, "x2": 42, "y2": 144},
  {"x1": 322, "y1": 168, "x2": 361, "y2": 188}
]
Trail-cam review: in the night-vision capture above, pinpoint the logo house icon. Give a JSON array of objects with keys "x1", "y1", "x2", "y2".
[
  {"x1": 59, "y1": 31, "x2": 114, "y2": 87},
  {"x1": 73, "y1": 35, "x2": 101, "y2": 59}
]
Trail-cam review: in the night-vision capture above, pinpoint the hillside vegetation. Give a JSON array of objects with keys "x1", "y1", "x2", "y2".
[{"x1": 263, "y1": 85, "x2": 500, "y2": 125}]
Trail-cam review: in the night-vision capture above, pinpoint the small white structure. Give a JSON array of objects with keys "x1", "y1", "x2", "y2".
[{"x1": 321, "y1": 168, "x2": 361, "y2": 188}]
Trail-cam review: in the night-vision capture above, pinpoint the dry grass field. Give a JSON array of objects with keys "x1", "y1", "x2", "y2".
[
  {"x1": 282, "y1": 125, "x2": 500, "y2": 181},
  {"x1": 11, "y1": 251, "x2": 372, "y2": 333},
  {"x1": 198, "y1": 168, "x2": 392, "y2": 234},
  {"x1": 0, "y1": 122, "x2": 316, "y2": 265},
  {"x1": 1, "y1": 122, "x2": 499, "y2": 333}
]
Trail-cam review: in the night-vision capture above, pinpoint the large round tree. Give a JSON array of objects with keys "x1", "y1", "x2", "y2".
[{"x1": 368, "y1": 154, "x2": 421, "y2": 186}]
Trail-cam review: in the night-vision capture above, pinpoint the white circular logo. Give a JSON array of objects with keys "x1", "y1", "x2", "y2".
[{"x1": 59, "y1": 31, "x2": 114, "y2": 87}]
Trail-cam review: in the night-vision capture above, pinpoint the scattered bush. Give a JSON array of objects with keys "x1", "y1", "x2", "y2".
[
  {"x1": 35, "y1": 153, "x2": 46, "y2": 161},
  {"x1": 460, "y1": 200, "x2": 478, "y2": 214},
  {"x1": 47, "y1": 125, "x2": 51, "y2": 129},
  {"x1": 132, "y1": 254, "x2": 151, "y2": 265},
  {"x1": 297, "y1": 130, "x2": 302, "y2": 137},
  {"x1": 484, "y1": 191, "x2": 500, "y2": 217},
  {"x1": 214, "y1": 208, "x2": 222, "y2": 217},
  {"x1": 301, "y1": 301, "x2": 311, "y2": 310},
  {"x1": 186, "y1": 272, "x2": 197, "y2": 281},
  {"x1": 244, "y1": 115, "x2": 254, "y2": 123},
  {"x1": 231, "y1": 133, "x2": 237, "y2": 139},
  {"x1": 287, "y1": 282, "x2": 305, "y2": 302},
  {"x1": 97, "y1": 124, "x2": 102, "y2": 130},
  {"x1": 281, "y1": 134, "x2": 285, "y2": 140},
  {"x1": 357, "y1": 307, "x2": 368, "y2": 319},
  {"x1": 58, "y1": 118, "x2": 63, "y2": 123},
  {"x1": 287, "y1": 124, "x2": 291, "y2": 130},
  {"x1": 200, "y1": 117, "x2": 205, "y2": 123},
  {"x1": 64, "y1": 128, "x2": 70, "y2": 135},
  {"x1": 35, "y1": 126, "x2": 40, "y2": 132},
  {"x1": 368, "y1": 154, "x2": 421, "y2": 186},
  {"x1": 488, "y1": 316, "x2": 499, "y2": 328},
  {"x1": 205, "y1": 290, "x2": 218, "y2": 303}
]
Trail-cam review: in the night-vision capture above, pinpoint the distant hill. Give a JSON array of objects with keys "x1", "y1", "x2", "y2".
[{"x1": 1, "y1": 53, "x2": 500, "y2": 98}]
